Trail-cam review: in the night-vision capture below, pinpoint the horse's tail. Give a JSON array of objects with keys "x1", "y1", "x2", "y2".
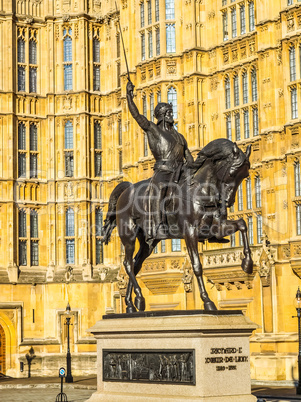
[{"x1": 102, "y1": 181, "x2": 132, "y2": 245}]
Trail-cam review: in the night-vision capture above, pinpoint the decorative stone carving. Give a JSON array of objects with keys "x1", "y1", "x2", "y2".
[
  {"x1": 210, "y1": 77, "x2": 219, "y2": 91},
  {"x1": 25, "y1": 17, "x2": 34, "y2": 24},
  {"x1": 62, "y1": 14, "x2": 70, "y2": 22},
  {"x1": 7, "y1": 262, "x2": 19, "y2": 283},
  {"x1": 232, "y1": 47, "x2": 238, "y2": 62},
  {"x1": 166, "y1": 61, "x2": 177, "y2": 75},
  {"x1": 287, "y1": 16, "x2": 295, "y2": 32},
  {"x1": 65, "y1": 266, "x2": 73, "y2": 282},
  {"x1": 46, "y1": 262, "x2": 55, "y2": 282},
  {"x1": 223, "y1": 49, "x2": 229, "y2": 64},
  {"x1": 143, "y1": 260, "x2": 166, "y2": 272},
  {"x1": 93, "y1": 0, "x2": 102, "y2": 10},
  {"x1": 170, "y1": 260, "x2": 181, "y2": 270},
  {"x1": 282, "y1": 245, "x2": 291, "y2": 259},
  {"x1": 240, "y1": 46, "x2": 246, "y2": 58},
  {"x1": 82, "y1": 260, "x2": 92, "y2": 281},
  {"x1": 63, "y1": 95, "x2": 72, "y2": 111},
  {"x1": 182, "y1": 268, "x2": 193, "y2": 293},
  {"x1": 258, "y1": 234, "x2": 276, "y2": 287},
  {"x1": 117, "y1": 273, "x2": 128, "y2": 297},
  {"x1": 249, "y1": 40, "x2": 255, "y2": 55}
]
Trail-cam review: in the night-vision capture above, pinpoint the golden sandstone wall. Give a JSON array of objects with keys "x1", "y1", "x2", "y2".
[{"x1": 0, "y1": 0, "x2": 300, "y2": 384}]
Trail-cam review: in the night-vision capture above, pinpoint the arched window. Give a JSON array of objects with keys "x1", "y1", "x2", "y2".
[
  {"x1": 242, "y1": 72, "x2": 248, "y2": 104},
  {"x1": 93, "y1": 38, "x2": 100, "y2": 63},
  {"x1": 240, "y1": 4, "x2": 246, "y2": 35},
  {"x1": 231, "y1": 8, "x2": 237, "y2": 38},
  {"x1": 255, "y1": 175, "x2": 261, "y2": 208},
  {"x1": 226, "y1": 115, "x2": 232, "y2": 140},
  {"x1": 234, "y1": 75, "x2": 239, "y2": 106},
  {"x1": 167, "y1": 87, "x2": 177, "y2": 118},
  {"x1": 29, "y1": 40, "x2": 37, "y2": 65},
  {"x1": 251, "y1": 69, "x2": 257, "y2": 102},
  {"x1": 295, "y1": 161, "x2": 301, "y2": 197},
  {"x1": 235, "y1": 113, "x2": 240, "y2": 141},
  {"x1": 223, "y1": 11, "x2": 228, "y2": 41},
  {"x1": 165, "y1": 0, "x2": 175, "y2": 19},
  {"x1": 65, "y1": 121, "x2": 73, "y2": 149},
  {"x1": 257, "y1": 215, "x2": 262, "y2": 244},
  {"x1": 297, "y1": 205, "x2": 301, "y2": 236},
  {"x1": 289, "y1": 46, "x2": 296, "y2": 81},
  {"x1": 248, "y1": 216, "x2": 254, "y2": 245},
  {"x1": 246, "y1": 177, "x2": 252, "y2": 209},
  {"x1": 166, "y1": 23, "x2": 176, "y2": 53},
  {"x1": 18, "y1": 122, "x2": 26, "y2": 150},
  {"x1": 94, "y1": 121, "x2": 102, "y2": 150},
  {"x1": 243, "y1": 109, "x2": 250, "y2": 139},
  {"x1": 140, "y1": 1, "x2": 145, "y2": 27},
  {"x1": 30, "y1": 124, "x2": 37, "y2": 151},
  {"x1": 63, "y1": 29, "x2": 72, "y2": 62},
  {"x1": 238, "y1": 183, "x2": 243, "y2": 210},
  {"x1": 66, "y1": 208, "x2": 75, "y2": 237},
  {"x1": 249, "y1": 1, "x2": 255, "y2": 31},
  {"x1": 291, "y1": 86, "x2": 298, "y2": 119},
  {"x1": 225, "y1": 77, "x2": 230, "y2": 109},
  {"x1": 150, "y1": 93, "x2": 154, "y2": 122},
  {"x1": 64, "y1": 121, "x2": 74, "y2": 177},
  {"x1": 63, "y1": 28, "x2": 72, "y2": 90}
]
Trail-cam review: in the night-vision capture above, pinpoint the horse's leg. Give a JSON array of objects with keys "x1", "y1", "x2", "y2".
[
  {"x1": 218, "y1": 218, "x2": 253, "y2": 274},
  {"x1": 125, "y1": 234, "x2": 160, "y2": 313},
  {"x1": 185, "y1": 231, "x2": 217, "y2": 311}
]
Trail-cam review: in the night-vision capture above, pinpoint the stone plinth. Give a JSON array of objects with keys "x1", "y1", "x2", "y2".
[{"x1": 86, "y1": 310, "x2": 258, "y2": 402}]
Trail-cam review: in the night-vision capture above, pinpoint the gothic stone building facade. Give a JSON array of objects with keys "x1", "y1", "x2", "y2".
[{"x1": 0, "y1": 0, "x2": 300, "y2": 384}]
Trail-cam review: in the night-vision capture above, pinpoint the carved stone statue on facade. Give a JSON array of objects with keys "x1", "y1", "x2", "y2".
[{"x1": 102, "y1": 81, "x2": 253, "y2": 313}]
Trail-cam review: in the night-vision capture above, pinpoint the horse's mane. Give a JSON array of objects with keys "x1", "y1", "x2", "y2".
[{"x1": 195, "y1": 139, "x2": 248, "y2": 173}]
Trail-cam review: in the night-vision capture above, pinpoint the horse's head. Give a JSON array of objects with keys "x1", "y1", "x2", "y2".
[
  {"x1": 195, "y1": 139, "x2": 251, "y2": 208},
  {"x1": 217, "y1": 142, "x2": 251, "y2": 208}
]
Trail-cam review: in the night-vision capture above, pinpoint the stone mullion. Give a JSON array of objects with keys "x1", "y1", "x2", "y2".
[
  {"x1": 89, "y1": 22, "x2": 94, "y2": 93},
  {"x1": 0, "y1": 22, "x2": 3, "y2": 92},
  {"x1": 75, "y1": 204, "x2": 79, "y2": 267},
  {"x1": 72, "y1": 21, "x2": 77, "y2": 92},
  {"x1": 57, "y1": 24, "x2": 64, "y2": 93},
  {"x1": 47, "y1": 20, "x2": 55, "y2": 95}
]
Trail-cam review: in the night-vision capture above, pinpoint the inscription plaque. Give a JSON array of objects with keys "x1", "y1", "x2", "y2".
[
  {"x1": 103, "y1": 349, "x2": 195, "y2": 385},
  {"x1": 204, "y1": 347, "x2": 249, "y2": 372}
]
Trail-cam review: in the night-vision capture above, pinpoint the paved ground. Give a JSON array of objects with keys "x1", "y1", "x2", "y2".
[
  {"x1": 0, "y1": 388, "x2": 94, "y2": 402},
  {"x1": 1, "y1": 377, "x2": 301, "y2": 401},
  {"x1": 252, "y1": 386, "x2": 301, "y2": 401}
]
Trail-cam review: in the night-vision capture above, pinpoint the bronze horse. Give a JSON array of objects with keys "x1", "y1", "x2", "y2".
[{"x1": 102, "y1": 139, "x2": 252, "y2": 313}]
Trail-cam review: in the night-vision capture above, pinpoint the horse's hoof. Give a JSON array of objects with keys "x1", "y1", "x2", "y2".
[
  {"x1": 126, "y1": 305, "x2": 137, "y2": 314},
  {"x1": 242, "y1": 256, "x2": 253, "y2": 274},
  {"x1": 134, "y1": 297, "x2": 145, "y2": 312},
  {"x1": 204, "y1": 300, "x2": 217, "y2": 311}
]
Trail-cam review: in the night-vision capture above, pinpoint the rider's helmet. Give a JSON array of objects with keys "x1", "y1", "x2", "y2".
[{"x1": 154, "y1": 102, "x2": 173, "y2": 124}]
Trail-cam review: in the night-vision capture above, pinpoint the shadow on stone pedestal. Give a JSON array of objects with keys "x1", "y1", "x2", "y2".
[{"x1": 86, "y1": 310, "x2": 258, "y2": 402}]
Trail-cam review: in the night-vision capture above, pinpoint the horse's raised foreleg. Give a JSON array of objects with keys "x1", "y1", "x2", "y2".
[
  {"x1": 185, "y1": 231, "x2": 217, "y2": 311},
  {"x1": 218, "y1": 218, "x2": 253, "y2": 274}
]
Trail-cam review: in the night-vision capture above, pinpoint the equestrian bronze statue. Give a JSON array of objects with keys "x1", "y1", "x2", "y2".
[{"x1": 102, "y1": 81, "x2": 253, "y2": 313}]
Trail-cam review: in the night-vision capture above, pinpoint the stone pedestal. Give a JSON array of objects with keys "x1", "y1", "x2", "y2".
[{"x1": 86, "y1": 310, "x2": 258, "y2": 402}]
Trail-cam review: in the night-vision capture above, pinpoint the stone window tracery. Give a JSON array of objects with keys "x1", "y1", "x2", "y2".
[{"x1": 63, "y1": 28, "x2": 73, "y2": 90}]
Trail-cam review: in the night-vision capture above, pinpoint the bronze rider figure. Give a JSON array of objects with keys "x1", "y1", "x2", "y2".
[{"x1": 126, "y1": 80, "x2": 201, "y2": 239}]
